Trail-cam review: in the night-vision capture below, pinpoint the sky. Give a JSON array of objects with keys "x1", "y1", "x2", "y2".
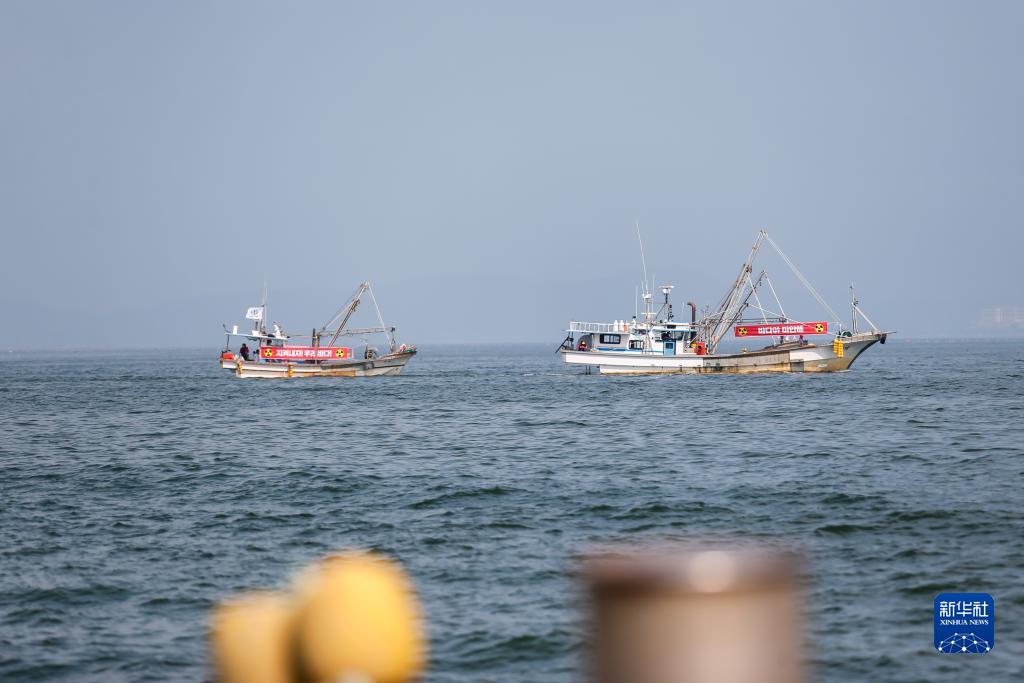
[{"x1": 1, "y1": 1, "x2": 1022, "y2": 348}]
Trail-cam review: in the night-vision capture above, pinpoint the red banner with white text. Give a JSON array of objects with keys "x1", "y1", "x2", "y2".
[
  {"x1": 260, "y1": 346, "x2": 352, "y2": 360},
  {"x1": 734, "y1": 322, "x2": 828, "y2": 337}
]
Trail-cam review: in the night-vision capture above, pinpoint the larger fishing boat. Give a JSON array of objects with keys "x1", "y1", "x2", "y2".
[
  {"x1": 558, "y1": 230, "x2": 889, "y2": 374},
  {"x1": 219, "y1": 282, "x2": 416, "y2": 378}
]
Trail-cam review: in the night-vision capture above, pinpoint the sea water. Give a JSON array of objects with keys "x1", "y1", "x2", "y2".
[{"x1": 1, "y1": 340, "x2": 1022, "y2": 681}]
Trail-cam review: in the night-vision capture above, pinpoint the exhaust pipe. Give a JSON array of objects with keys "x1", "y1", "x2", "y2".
[{"x1": 686, "y1": 301, "x2": 697, "y2": 342}]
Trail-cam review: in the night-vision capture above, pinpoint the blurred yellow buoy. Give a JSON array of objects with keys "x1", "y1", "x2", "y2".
[
  {"x1": 294, "y1": 551, "x2": 426, "y2": 683},
  {"x1": 210, "y1": 591, "x2": 294, "y2": 683}
]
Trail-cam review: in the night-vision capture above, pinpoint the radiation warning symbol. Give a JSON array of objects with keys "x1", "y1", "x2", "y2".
[
  {"x1": 263, "y1": 348, "x2": 273, "y2": 358},
  {"x1": 814, "y1": 323, "x2": 825, "y2": 333},
  {"x1": 737, "y1": 326, "x2": 748, "y2": 336},
  {"x1": 335, "y1": 349, "x2": 346, "y2": 358}
]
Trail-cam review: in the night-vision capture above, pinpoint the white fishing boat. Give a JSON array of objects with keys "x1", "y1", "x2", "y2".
[
  {"x1": 219, "y1": 282, "x2": 416, "y2": 378},
  {"x1": 559, "y1": 230, "x2": 889, "y2": 374}
]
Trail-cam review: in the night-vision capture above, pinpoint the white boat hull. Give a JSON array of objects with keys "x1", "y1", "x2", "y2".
[
  {"x1": 561, "y1": 333, "x2": 886, "y2": 374},
  {"x1": 219, "y1": 349, "x2": 416, "y2": 379}
]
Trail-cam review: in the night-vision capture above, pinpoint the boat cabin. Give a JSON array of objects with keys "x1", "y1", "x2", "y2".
[{"x1": 569, "y1": 320, "x2": 700, "y2": 356}]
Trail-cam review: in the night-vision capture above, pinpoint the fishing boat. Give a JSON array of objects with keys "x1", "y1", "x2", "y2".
[
  {"x1": 558, "y1": 230, "x2": 889, "y2": 374},
  {"x1": 219, "y1": 282, "x2": 416, "y2": 378}
]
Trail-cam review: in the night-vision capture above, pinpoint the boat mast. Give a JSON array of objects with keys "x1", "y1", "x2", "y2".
[
  {"x1": 850, "y1": 284, "x2": 859, "y2": 334},
  {"x1": 848, "y1": 284, "x2": 880, "y2": 333}
]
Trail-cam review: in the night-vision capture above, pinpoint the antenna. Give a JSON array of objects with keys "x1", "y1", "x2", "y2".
[
  {"x1": 635, "y1": 221, "x2": 651, "y2": 300},
  {"x1": 261, "y1": 276, "x2": 268, "y2": 336},
  {"x1": 635, "y1": 221, "x2": 653, "y2": 321}
]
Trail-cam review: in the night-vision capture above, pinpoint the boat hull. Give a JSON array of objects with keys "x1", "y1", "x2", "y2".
[
  {"x1": 561, "y1": 333, "x2": 885, "y2": 375},
  {"x1": 219, "y1": 349, "x2": 416, "y2": 378}
]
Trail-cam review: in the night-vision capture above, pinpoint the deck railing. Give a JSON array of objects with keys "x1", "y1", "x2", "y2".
[{"x1": 568, "y1": 321, "x2": 620, "y2": 333}]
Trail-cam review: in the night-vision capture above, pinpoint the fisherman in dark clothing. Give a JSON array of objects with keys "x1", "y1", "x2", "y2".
[{"x1": 239, "y1": 343, "x2": 250, "y2": 361}]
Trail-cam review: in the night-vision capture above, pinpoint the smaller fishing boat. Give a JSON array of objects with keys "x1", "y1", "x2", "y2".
[{"x1": 219, "y1": 282, "x2": 416, "y2": 378}]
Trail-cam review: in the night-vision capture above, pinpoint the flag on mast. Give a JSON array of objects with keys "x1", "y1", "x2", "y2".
[{"x1": 245, "y1": 306, "x2": 264, "y2": 321}]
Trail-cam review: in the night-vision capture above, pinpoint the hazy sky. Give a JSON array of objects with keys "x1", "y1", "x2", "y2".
[{"x1": 2, "y1": 1, "x2": 1022, "y2": 348}]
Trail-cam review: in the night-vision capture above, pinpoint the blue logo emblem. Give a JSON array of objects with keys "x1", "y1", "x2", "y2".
[{"x1": 934, "y1": 593, "x2": 994, "y2": 653}]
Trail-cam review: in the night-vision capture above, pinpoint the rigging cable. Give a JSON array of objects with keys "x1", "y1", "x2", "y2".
[
  {"x1": 746, "y1": 274, "x2": 770, "y2": 326},
  {"x1": 764, "y1": 273, "x2": 788, "y2": 322},
  {"x1": 367, "y1": 284, "x2": 397, "y2": 352},
  {"x1": 764, "y1": 234, "x2": 842, "y2": 325}
]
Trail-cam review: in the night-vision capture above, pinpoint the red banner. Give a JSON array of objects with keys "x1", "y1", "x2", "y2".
[
  {"x1": 734, "y1": 322, "x2": 828, "y2": 337},
  {"x1": 260, "y1": 346, "x2": 352, "y2": 360}
]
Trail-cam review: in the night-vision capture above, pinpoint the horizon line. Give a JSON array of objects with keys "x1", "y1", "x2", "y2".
[{"x1": 3, "y1": 336, "x2": 1024, "y2": 354}]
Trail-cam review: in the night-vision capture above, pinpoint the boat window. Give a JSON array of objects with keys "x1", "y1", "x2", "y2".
[
  {"x1": 599, "y1": 334, "x2": 621, "y2": 344},
  {"x1": 629, "y1": 340, "x2": 644, "y2": 350}
]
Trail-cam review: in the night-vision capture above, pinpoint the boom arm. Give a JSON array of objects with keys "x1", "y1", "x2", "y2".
[
  {"x1": 710, "y1": 270, "x2": 766, "y2": 353},
  {"x1": 320, "y1": 282, "x2": 370, "y2": 347},
  {"x1": 705, "y1": 231, "x2": 766, "y2": 349}
]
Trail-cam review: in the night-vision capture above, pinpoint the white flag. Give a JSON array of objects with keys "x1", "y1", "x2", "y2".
[{"x1": 245, "y1": 306, "x2": 264, "y2": 321}]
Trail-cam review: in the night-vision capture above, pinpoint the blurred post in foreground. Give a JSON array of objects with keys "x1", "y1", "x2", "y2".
[{"x1": 582, "y1": 545, "x2": 805, "y2": 683}]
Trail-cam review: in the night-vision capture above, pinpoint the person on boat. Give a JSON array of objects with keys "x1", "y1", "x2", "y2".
[{"x1": 239, "y1": 343, "x2": 250, "y2": 361}]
